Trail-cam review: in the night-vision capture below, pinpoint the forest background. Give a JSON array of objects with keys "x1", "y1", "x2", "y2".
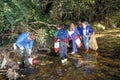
[{"x1": 0, "y1": 0, "x2": 120, "y2": 47}]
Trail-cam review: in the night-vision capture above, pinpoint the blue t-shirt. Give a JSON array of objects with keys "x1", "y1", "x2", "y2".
[
  {"x1": 56, "y1": 28, "x2": 69, "y2": 42},
  {"x1": 16, "y1": 32, "x2": 34, "y2": 50}
]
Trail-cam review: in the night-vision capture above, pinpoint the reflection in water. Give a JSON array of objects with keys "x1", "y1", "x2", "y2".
[
  {"x1": 83, "y1": 53, "x2": 94, "y2": 75},
  {"x1": 84, "y1": 66, "x2": 93, "y2": 75},
  {"x1": 72, "y1": 56, "x2": 78, "y2": 68},
  {"x1": 72, "y1": 55, "x2": 85, "y2": 68},
  {"x1": 83, "y1": 54, "x2": 90, "y2": 61},
  {"x1": 72, "y1": 53, "x2": 94, "y2": 75},
  {"x1": 19, "y1": 52, "x2": 97, "y2": 79},
  {"x1": 50, "y1": 75, "x2": 57, "y2": 80},
  {"x1": 21, "y1": 67, "x2": 38, "y2": 76},
  {"x1": 56, "y1": 67, "x2": 63, "y2": 76}
]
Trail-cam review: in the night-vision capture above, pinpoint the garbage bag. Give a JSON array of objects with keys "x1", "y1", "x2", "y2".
[{"x1": 89, "y1": 34, "x2": 98, "y2": 50}]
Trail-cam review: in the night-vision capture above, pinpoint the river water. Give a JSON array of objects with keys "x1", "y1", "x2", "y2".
[
  {"x1": 23, "y1": 31, "x2": 120, "y2": 80},
  {"x1": 0, "y1": 29, "x2": 120, "y2": 80},
  {"x1": 21, "y1": 49, "x2": 119, "y2": 80}
]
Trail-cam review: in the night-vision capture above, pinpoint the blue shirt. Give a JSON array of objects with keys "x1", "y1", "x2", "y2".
[
  {"x1": 16, "y1": 32, "x2": 34, "y2": 50},
  {"x1": 77, "y1": 25, "x2": 93, "y2": 37},
  {"x1": 56, "y1": 28, "x2": 69, "y2": 42},
  {"x1": 70, "y1": 27, "x2": 80, "y2": 40}
]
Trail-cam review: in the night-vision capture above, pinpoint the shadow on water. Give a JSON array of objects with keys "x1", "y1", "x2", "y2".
[{"x1": 21, "y1": 67, "x2": 38, "y2": 76}]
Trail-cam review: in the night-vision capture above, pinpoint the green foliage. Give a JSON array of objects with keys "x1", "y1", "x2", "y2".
[
  {"x1": 110, "y1": 11, "x2": 120, "y2": 27},
  {"x1": 34, "y1": 24, "x2": 56, "y2": 47},
  {"x1": 0, "y1": 0, "x2": 29, "y2": 46},
  {"x1": 0, "y1": 0, "x2": 120, "y2": 46},
  {"x1": 3, "y1": 0, "x2": 28, "y2": 32}
]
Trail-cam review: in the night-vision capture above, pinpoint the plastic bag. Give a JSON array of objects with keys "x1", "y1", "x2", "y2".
[
  {"x1": 89, "y1": 34, "x2": 98, "y2": 50},
  {"x1": 76, "y1": 35, "x2": 82, "y2": 48}
]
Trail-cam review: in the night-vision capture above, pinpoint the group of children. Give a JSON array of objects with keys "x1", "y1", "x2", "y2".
[
  {"x1": 13, "y1": 19, "x2": 94, "y2": 66},
  {"x1": 54, "y1": 20, "x2": 94, "y2": 64}
]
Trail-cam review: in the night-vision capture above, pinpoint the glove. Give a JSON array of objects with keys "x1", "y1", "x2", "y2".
[
  {"x1": 13, "y1": 43, "x2": 17, "y2": 50},
  {"x1": 20, "y1": 46, "x2": 24, "y2": 50}
]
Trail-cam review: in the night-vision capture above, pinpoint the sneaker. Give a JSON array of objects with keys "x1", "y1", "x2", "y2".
[
  {"x1": 64, "y1": 58, "x2": 68, "y2": 65},
  {"x1": 61, "y1": 59, "x2": 65, "y2": 64},
  {"x1": 61, "y1": 59, "x2": 68, "y2": 65},
  {"x1": 70, "y1": 52, "x2": 75, "y2": 55},
  {"x1": 64, "y1": 58, "x2": 67, "y2": 62}
]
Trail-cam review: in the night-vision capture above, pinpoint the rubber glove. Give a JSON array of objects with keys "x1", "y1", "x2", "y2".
[
  {"x1": 20, "y1": 46, "x2": 24, "y2": 50},
  {"x1": 13, "y1": 43, "x2": 17, "y2": 50},
  {"x1": 28, "y1": 49, "x2": 32, "y2": 55}
]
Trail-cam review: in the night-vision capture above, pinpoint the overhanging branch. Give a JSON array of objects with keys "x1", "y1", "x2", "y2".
[{"x1": 30, "y1": 21, "x2": 56, "y2": 27}]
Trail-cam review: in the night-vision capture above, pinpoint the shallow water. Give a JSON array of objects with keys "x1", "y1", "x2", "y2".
[
  {"x1": 19, "y1": 50, "x2": 119, "y2": 80},
  {"x1": 24, "y1": 29, "x2": 120, "y2": 80},
  {"x1": 0, "y1": 29, "x2": 120, "y2": 80}
]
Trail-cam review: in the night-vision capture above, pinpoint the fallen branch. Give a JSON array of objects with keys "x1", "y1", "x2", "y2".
[
  {"x1": 0, "y1": 73, "x2": 7, "y2": 74},
  {"x1": 0, "y1": 70, "x2": 7, "y2": 71},
  {"x1": 28, "y1": 21, "x2": 57, "y2": 34},
  {"x1": 30, "y1": 21, "x2": 56, "y2": 27}
]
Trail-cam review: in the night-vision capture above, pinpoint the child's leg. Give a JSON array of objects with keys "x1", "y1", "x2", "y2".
[
  {"x1": 83, "y1": 36, "x2": 89, "y2": 50},
  {"x1": 59, "y1": 41, "x2": 68, "y2": 64},
  {"x1": 59, "y1": 41, "x2": 65, "y2": 59},
  {"x1": 72, "y1": 39, "x2": 77, "y2": 54},
  {"x1": 63, "y1": 42, "x2": 67, "y2": 58}
]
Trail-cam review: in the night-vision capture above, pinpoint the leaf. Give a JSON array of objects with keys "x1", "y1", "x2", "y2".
[
  {"x1": 11, "y1": 25, "x2": 15, "y2": 32},
  {"x1": 4, "y1": 11, "x2": 15, "y2": 24}
]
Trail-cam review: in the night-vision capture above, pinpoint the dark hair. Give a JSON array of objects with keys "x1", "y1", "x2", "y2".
[
  {"x1": 81, "y1": 19, "x2": 86, "y2": 23},
  {"x1": 56, "y1": 24, "x2": 63, "y2": 28}
]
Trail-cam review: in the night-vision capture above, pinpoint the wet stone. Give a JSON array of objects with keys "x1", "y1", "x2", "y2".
[
  {"x1": 50, "y1": 75, "x2": 57, "y2": 80},
  {"x1": 56, "y1": 67, "x2": 63, "y2": 76},
  {"x1": 21, "y1": 67, "x2": 38, "y2": 76}
]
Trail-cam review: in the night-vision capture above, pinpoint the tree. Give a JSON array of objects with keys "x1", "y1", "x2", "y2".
[{"x1": 0, "y1": 0, "x2": 120, "y2": 46}]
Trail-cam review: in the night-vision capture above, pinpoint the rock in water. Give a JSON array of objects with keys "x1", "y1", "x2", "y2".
[
  {"x1": 56, "y1": 67, "x2": 63, "y2": 76},
  {"x1": 6, "y1": 68, "x2": 19, "y2": 80}
]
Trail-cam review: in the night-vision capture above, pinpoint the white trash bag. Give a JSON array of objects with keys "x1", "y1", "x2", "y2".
[{"x1": 89, "y1": 34, "x2": 98, "y2": 50}]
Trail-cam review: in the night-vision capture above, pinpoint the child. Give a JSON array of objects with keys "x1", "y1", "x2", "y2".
[
  {"x1": 13, "y1": 32, "x2": 35, "y2": 66},
  {"x1": 55, "y1": 24, "x2": 69, "y2": 64},
  {"x1": 14, "y1": 32, "x2": 34, "y2": 56},
  {"x1": 68, "y1": 23, "x2": 80, "y2": 54},
  {"x1": 77, "y1": 20, "x2": 94, "y2": 53}
]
